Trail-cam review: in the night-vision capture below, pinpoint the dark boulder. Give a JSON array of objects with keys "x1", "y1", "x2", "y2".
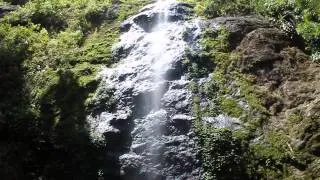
[
  {"x1": 236, "y1": 27, "x2": 309, "y2": 88},
  {"x1": 207, "y1": 16, "x2": 272, "y2": 49},
  {"x1": 0, "y1": 5, "x2": 17, "y2": 18},
  {"x1": 8, "y1": 0, "x2": 28, "y2": 5}
]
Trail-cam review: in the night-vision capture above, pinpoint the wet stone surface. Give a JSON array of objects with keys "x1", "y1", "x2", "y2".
[{"x1": 88, "y1": 1, "x2": 204, "y2": 179}]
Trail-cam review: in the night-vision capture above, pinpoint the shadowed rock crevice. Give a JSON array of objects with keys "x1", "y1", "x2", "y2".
[{"x1": 0, "y1": 4, "x2": 17, "y2": 18}]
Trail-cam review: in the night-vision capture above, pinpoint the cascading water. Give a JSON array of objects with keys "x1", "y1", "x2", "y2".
[{"x1": 88, "y1": 0, "x2": 204, "y2": 179}]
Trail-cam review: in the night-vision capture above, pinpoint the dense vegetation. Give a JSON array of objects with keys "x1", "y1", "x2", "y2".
[{"x1": 0, "y1": 0, "x2": 148, "y2": 179}]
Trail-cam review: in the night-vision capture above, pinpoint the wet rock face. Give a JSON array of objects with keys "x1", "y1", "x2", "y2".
[
  {"x1": 88, "y1": 1, "x2": 203, "y2": 179},
  {"x1": 121, "y1": 2, "x2": 193, "y2": 33}
]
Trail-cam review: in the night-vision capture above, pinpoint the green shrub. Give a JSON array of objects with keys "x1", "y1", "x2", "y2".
[
  {"x1": 204, "y1": 0, "x2": 253, "y2": 18},
  {"x1": 2, "y1": 0, "x2": 114, "y2": 32},
  {"x1": 0, "y1": 23, "x2": 40, "y2": 65},
  {"x1": 253, "y1": 0, "x2": 320, "y2": 61},
  {"x1": 297, "y1": 20, "x2": 320, "y2": 60},
  {"x1": 219, "y1": 97, "x2": 243, "y2": 118},
  {"x1": 195, "y1": 120, "x2": 248, "y2": 179},
  {"x1": 84, "y1": 2, "x2": 111, "y2": 26},
  {"x1": 80, "y1": 26, "x2": 118, "y2": 65},
  {"x1": 29, "y1": 29, "x2": 82, "y2": 70},
  {"x1": 5, "y1": 0, "x2": 67, "y2": 30}
]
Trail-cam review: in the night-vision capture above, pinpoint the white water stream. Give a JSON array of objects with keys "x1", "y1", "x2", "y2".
[{"x1": 88, "y1": 0, "x2": 204, "y2": 179}]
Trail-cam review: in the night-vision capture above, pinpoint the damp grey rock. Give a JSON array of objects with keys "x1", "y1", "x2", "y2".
[
  {"x1": 202, "y1": 115, "x2": 241, "y2": 130},
  {"x1": 120, "y1": 20, "x2": 132, "y2": 32},
  {"x1": 170, "y1": 115, "x2": 194, "y2": 135}
]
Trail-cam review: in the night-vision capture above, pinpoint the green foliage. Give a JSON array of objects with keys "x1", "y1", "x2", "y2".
[
  {"x1": 183, "y1": 0, "x2": 253, "y2": 18},
  {"x1": 2, "y1": 0, "x2": 148, "y2": 32},
  {"x1": 33, "y1": 70, "x2": 103, "y2": 179},
  {"x1": 84, "y1": 1, "x2": 113, "y2": 27},
  {"x1": 287, "y1": 112, "x2": 304, "y2": 124},
  {"x1": 297, "y1": 20, "x2": 320, "y2": 60},
  {"x1": 219, "y1": 97, "x2": 243, "y2": 118},
  {"x1": 0, "y1": 0, "x2": 149, "y2": 179},
  {"x1": 200, "y1": 26, "x2": 267, "y2": 123},
  {"x1": 0, "y1": 23, "x2": 40, "y2": 64},
  {"x1": 247, "y1": 131, "x2": 303, "y2": 179},
  {"x1": 199, "y1": 27, "x2": 254, "y2": 118},
  {"x1": 192, "y1": 94, "x2": 248, "y2": 179},
  {"x1": 2, "y1": 0, "x2": 112, "y2": 31},
  {"x1": 0, "y1": 23, "x2": 42, "y2": 121},
  {"x1": 189, "y1": 29, "x2": 250, "y2": 177},
  {"x1": 80, "y1": 26, "x2": 118, "y2": 64},
  {"x1": 188, "y1": 80, "x2": 200, "y2": 94},
  {"x1": 204, "y1": 0, "x2": 253, "y2": 18},
  {"x1": 235, "y1": 74, "x2": 267, "y2": 115},
  {"x1": 199, "y1": 126, "x2": 247, "y2": 179},
  {"x1": 201, "y1": 27, "x2": 230, "y2": 53},
  {"x1": 189, "y1": 0, "x2": 320, "y2": 61},
  {"x1": 254, "y1": 0, "x2": 320, "y2": 61},
  {"x1": 252, "y1": 132, "x2": 290, "y2": 161},
  {"x1": 116, "y1": 0, "x2": 150, "y2": 21},
  {"x1": 27, "y1": 29, "x2": 82, "y2": 71},
  {"x1": 184, "y1": 50, "x2": 213, "y2": 78}
]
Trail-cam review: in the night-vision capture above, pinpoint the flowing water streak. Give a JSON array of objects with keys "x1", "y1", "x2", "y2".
[
  {"x1": 149, "y1": 0, "x2": 176, "y2": 110},
  {"x1": 88, "y1": 0, "x2": 204, "y2": 178},
  {"x1": 116, "y1": 0, "x2": 191, "y2": 176}
]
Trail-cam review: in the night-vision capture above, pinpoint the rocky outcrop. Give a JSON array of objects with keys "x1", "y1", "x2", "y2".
[
  {"x1": 206, "y1": 16, "x2": 272, "y2": 49},
  {"x1": 206, "y1": 16, "x2": 320, "y2": 178},
  {"x1": 237, "y1": 25, "x2": 320, "y2": 160}
]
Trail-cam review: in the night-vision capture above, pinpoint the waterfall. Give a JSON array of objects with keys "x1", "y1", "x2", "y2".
[{"x1": 88, "y1": 0, "x2": 203, "y2": 179}]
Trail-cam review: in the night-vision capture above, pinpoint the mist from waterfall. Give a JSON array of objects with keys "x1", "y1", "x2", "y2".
[{"x1": 88, "y1": 0, "x2": 204, "y2": 178}]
